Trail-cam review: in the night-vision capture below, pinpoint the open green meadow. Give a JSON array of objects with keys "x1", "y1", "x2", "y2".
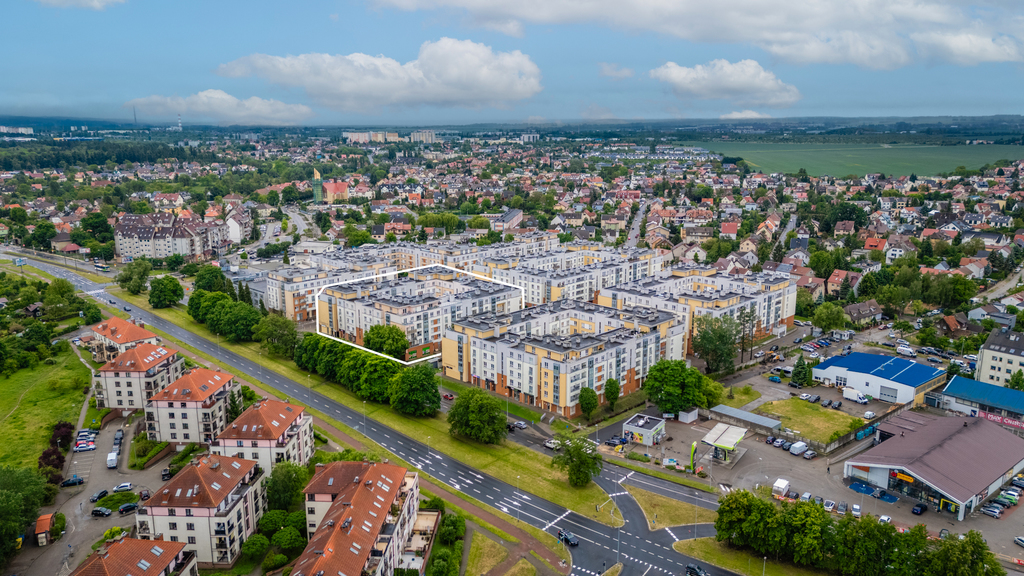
[{"x1": 688, "y1": 142, "x2": 1024, "y2": 177}]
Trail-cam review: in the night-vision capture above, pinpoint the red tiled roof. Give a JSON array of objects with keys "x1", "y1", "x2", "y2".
[
  {"x1": 91, "y1": 317, "x2": 157, "y2": 345},
  {"x1": 217, "y1": 399, "x2": 304, "y2": 441},
  {"x1": 99, "y1": 343, "x2": 178, "y2": 373},
  {"x1": 149, "y1": 454, "x2": 255, "y2": 509},
  {"x1": 153, "y1": 368, "x2": 232, "y2": 402},
  {"x1": 71, "y1": 537, "x2": 186, "y2": 576}
]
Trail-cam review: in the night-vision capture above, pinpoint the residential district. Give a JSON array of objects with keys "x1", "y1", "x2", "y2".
[{"x1": 4, "y1": 129, "x2": 1024, "y2": 576}]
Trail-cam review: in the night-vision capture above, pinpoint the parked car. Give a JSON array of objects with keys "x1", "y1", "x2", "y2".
[
  {"x1": 773, "y1": 438, "x2": 787, "y2": 447},
  {"x1": 161, "y1": 468, "x2": 172, "y2": 481},
  {"x1": 809, "y1": 352, "x2": 820, "y2": 359},
  {"x1": 685, "y1": 564, "x2": 711, "y2": 576},
  {"x1": 754, "y1": 351, "x2": 765, "y2": 358},
  {"x1": 832, "y1": 401, "x2": 843, "y2": 410},
  {"x1": 60, "y1": 477, "x2": 85, "y2": 487},
  {"x1": 557, "y1": 529, "x2": 579, "y2": 546},
  {"x1": 823, "y1": 500, "x2": 836, "y2": 512},
  {"x1": 965, "y1": 354, "x2": 978, "y2": 361},
  {"x1": 864, "y1": 411, "x2": 876, "y2": 419},
  {"x1": 799, "y1": 393, "x2": 811, "y2": 400},
  {"x1": 852, "y1": 504, "x2": 862, "y2": 518},
  {"x1": 513, "y1": 421, "x2": 527, "y2": 430},
  {"x1": 800, "y1": 492, "x2": 812, "y2": 502},
  {"x1": 768, "y1": 376, "x2": 782, "y2": 383},
  {"x1": 912, "y1": 503, "x2": 927, "y2": 515},
  {"x1": 123, "y1": 306, "x2": 131, "y2": 312},
  {"x1": 139, "y1": 489, "x2": 151, "y2": 501},
  {"x1": 119, "y1": 502, "x2": 138, "y2": 514},
  {"x1": 91, "y1": 507, "x2": 112, "y2": 517},
  {"x1": 1015, "y1": 537, "x2": 1024, "y2": 549},
  {"x1": 782, "y1": 441, "x2": 794, "y2": 451},
  {"x1": 879, "y1": 515, "x2": 892, "y2": 524},
  {"x1": 794, "y1": 337, "x2": 804, "y2": 344},
  {"x1": 803, "y1": 450, "x2": 818, "y2": 460},
  {"x1": 770, "y1": 345, "x2": 779, "y2": 352},
  {"x1": 765, "y1": 436, "x2": 776, "y2": 444},
  {"x1": 981, "y1": 507, "x2": 1002, "y2": 519},
  {"x1": 808, "y1": 395, "x2": 821, "y2": 403},
  {"x1": 113, "y1": 482, "x2": 132, "y2": 493},
  {"x1": 927, "y1": 356, "x2": 942, "y2": 363},
  {"x1": 89, "y1": 490, "x2": 108, "y2": 503},
  {"x1": 442, "y1": 393, "x2": 455, "y2": 400},
  {"x1": 814, "y1": 496, "x2": 824, "y2": 506},
  {"x1": 821, "y1": 399, "x2": 832, "y2": 408}
]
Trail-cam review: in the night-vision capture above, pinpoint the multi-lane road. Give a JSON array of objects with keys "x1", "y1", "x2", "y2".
[{"x1": 5, "y1": 251, "x2": 733, "y2": 576}]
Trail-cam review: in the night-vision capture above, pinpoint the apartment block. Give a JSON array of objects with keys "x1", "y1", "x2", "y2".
[
  {"x1": 89, "y1": 317, "x2": 160, "y2": 362},
  {"x1": 442, "y1": 300, "x2": 685, "y2": 417},
  {"x1": 349, "y1": 233, "x2": 560, "y2": 270},
  {"x1": 264, "y1": 266, "x2": 395, "y2": 322},
  {"x1": 977, "y1": 328, "x2": 1024, "y2": 385},
  {"x1": 94, "y1": 343, "x2": 186, "y2": 413},
  {"x1": 115, "y1": 213, "x2": 235, "y2": 262},
  {"x1": 136, "y1": 454, "x2": 265, "y2": 568},
  {"x1": 295, "y1": 461, "x2": 420, "y2": 576},
  {"x1": 71, "y1": 538, "x2": 197, "y2": 576},
  {"x1": 146, "y1": 369, "x2": 235, "y2": 444},
  {"x1": 211, "y1": 399, "x2": 314, "y2": 473},
  {"x1": 318, "y1": 267, "x2": 522, "y2": 360}
]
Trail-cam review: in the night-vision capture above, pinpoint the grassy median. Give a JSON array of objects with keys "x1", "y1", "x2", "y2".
[
  {"x1": 673, "y1": 539, "x2": 822, "y2": 576},
  {"x1": 624, "y1": 484, "x2": 717, "y2": 529}
]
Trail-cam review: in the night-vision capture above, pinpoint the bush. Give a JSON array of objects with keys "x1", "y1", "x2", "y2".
[
  {"x1": 437, "y1": 514, "x2": 466, "y2": 546},
  {"x1": 103, "y1": 526, "x2": 127, "y2": 540},
  {"x1": 259, "y1": 509, "x2": 287, "y2": 537},
  {"x1": 283, "y1": 569, "x2": 293, "y2": 576},
  {"x1": 419, "y1": 495, "x2": 445, "y2": 513},
  {"x1": 50, "y1": 513, "x2": 66, "y2": 540},
  {"x1": 241, "y1": 533, "x2": 269, "y2": 560},
  {"x1": 96, "y1": 491, "x2": 138, "y2": 509},
  {"x1": 627, "y1": 452, "x2": 651, "y2": 463},
  {"x1": 131, "y1": 439, "x2": 170, "y2": 469},
  {"x1": 50, "y1": 421, "x2": 74, "y2": 450},
  {"x1": 262, "y1": 553, "x2": 288, "y2": 572}
]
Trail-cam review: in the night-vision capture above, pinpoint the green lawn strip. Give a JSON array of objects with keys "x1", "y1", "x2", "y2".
[
  {"x1": 502, "y1": 558, "x2": 536, "y2": 576},
  {"x1": 95, "y1": 491, "x2": 139, "y2": 510},
  {"x1": 623, "y1": 484, "x2": 717, "y2": 529},
  {"x1": 756, "y1": 397, "x2": 860, "y2": 444},
  {"x1": 0, "y1": 352, "x2": 90, "y2": 468},
  {"x1": 719, "y1": 386, "x2": 762, "y2": 409},
  {"x1": 198, "y1": 555, "x2": 260, "y2": 576},
  {"x1": 600, "y1": 563, "x2": 623, "y2": 576},
  {"x1": 607, "y1": 459, "x2": 715, "y2": 493},
  {"x1": 5, "y1": 252, "x2": 110, "y2": 284},
  {"x1": 84, "y1": 397, "x2": 112, "y2": 430},
  {"x1": 530, "y1": 550, "x2": 563, "y2": 574},
  {"x1": 466, "y1": 531, "x2": 509, "y2": 576},
  {"x1": 440, "y1": 376, "x2": 541, "y2": 422},
  {"x1": 672, "y1": 538, "x2": 822, "y2": 576}
]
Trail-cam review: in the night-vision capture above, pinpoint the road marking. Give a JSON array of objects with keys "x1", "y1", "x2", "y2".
[
  {"x1": 543, "y1": 510, "x2": 570, "y2": 531},
  {"x1": 665, "y1": 527, "x2": 678, "y2": 541}
]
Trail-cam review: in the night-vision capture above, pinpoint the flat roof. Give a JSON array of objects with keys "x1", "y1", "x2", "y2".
[
  {"x1": 814, "y1": 352, "x2": 945, "y2": 388},
  {"x1": 847, "y1": 412, "x2": 1024, "y2": 504},
  {"x1": 701, "y1": 422, "x2": 747, "y2": 450},
  {"x1": 710, "y1": 404, "x2": 781, "y2": 431},
  {"x1": 943, "y1": 375, "x2": 1024, "y2": 415},
  {"x1": 625, "y1": 414, "x2": 665, "y2": 430}
]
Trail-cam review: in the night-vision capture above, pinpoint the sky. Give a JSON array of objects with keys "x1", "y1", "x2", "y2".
[{"x1": 5, "y1": 0, "x2": 1024, "y2": 126}]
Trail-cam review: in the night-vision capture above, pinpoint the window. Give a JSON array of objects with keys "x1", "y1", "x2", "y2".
[
  {"x1": 252, "y1": 453, "x2": 259, "y2": 460},
  {"x1": 169, "y1": 423, "x2": 176, "y2": 430},
  {"x1": 183, "y1": 433, "x2": 189, "y2": 440},
  {"x1": 187, "y1": 536, "x2": 196, "y2": 544},
  {"x1": 180, "y1": 413, "x2": 187, "y2": 419},
  {"x1": 117, "y1": 400, "x2": 123, "y2": 406},
  {"x1": 170, "y1": 433, "x2": 177, "y2": 440},
  {"x1": 168, "y1": 522, "x2": 177, "y2": 530},
  {"x1": 236, "y1": 441, "x2": 243, "y2": 447},
  {"x1": 168, "y1": 509, "x2": 176, "y2": 516},
  {"x1": 252, "y1": 441, "x2": 259, "y2": 447},
  {"x1": 169, "y1": 536, "x2": 179, "y2": 542},
  {"x1": 185, "y1": 509, "x2": 192, "y2": 516},
  {"x1": 308, "y1": 507, "x2": 316, "y2": 514},
  {"x1": 179, "y1": 403, "x2": 186, "y2": 408},
  {"x1": 186, "y1": 523, "x2": 194, "y2": 531}
]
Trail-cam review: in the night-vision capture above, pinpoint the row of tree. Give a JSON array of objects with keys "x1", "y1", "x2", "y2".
[{"x1": 715, "y1": 490, "x2": 1004, "y2": 576}]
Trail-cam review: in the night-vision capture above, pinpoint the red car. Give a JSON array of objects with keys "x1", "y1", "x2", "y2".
[{"x1": 442, "y1": 393, "x2": 455, "y2": 400}]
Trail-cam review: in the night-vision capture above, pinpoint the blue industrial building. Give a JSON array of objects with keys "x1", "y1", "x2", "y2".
[{"x1": 813, "y1": 352, "x2": 946, "y2": 405}]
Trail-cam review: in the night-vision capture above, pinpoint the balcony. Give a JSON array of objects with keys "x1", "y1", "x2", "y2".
[
  {"x1": 146, "y1": 412, "x2": 156, "y2": 421},
  {"x1": 214, "y1": 467, "x2": 263, "y2": 517},
  {"x1": 215, "y1": 539, "x2": 228, "y2": 550}
]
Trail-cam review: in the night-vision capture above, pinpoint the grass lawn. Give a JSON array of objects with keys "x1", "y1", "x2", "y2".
[
  {"x1": 0, "y1": 351, "x2": 90, "y2": 468},
  {"x1": 502, "y1": 558, "x2": 536, "y2": 576},
  {"x1": 109, "y1": 288, "x2": 622, "y2": 526},
  {"x1": 673, "y1": 539, "x2": 823, "y2": 576},
  {"x1": 466, "y1": 532, "x2": 508, "y2": 576},
  {"x1": 624, "y1": 484, "x2": 717, "y2": 529},
  {"x1": 0, "y1": 261, "x2": 58, "y2": 282},
  {"x1": 756, "y1": 397, "x2": 862, "y2": 443},
  {"x1": 96, "y1": 491, "x2": 139, "y2": 509},
  {"x1": 84, "y1": 397, "x2": 111, "y2": 430},
  {"x1": 719, "y1": 386, "x2": 761, "y2": 409},
  {"x1": 608, "y1": 460, "x2": 715, "y2": 494},
  {"x1": 601, "y1": 563, "x2": 623, "y2": 576}
]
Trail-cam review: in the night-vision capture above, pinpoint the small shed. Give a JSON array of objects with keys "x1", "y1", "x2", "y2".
[
  {"x1": 622, "y1": 414, "x2": 666, "y2": 446},
  {"x1": 34, "y1": 513, "x2": 53, "y2": 546}
]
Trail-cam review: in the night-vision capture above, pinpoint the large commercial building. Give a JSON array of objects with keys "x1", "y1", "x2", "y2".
[
  {"x1": 295, "y1": 461, "x2": 420, "y2": 576},
  {"x1": 441, "y1": 300, "x2": 686, "y2": 417},
  {"x1": 135, "y1": 454, "x2": 265, "y2": 568},
  {"x1": 94, "y1": 343, "x2": 186, "y2": 413},
  {"x1": 211, "y1": 399, "x2": 314, "y2": 472},
  {"x1": 844, "y1": 412, "x2": 1024, "y2": 521},
  {"x1": 146, "y1": 369, "x2": 236, "y2": 444},
  {"x1": 317, "y1": 267, "x2": 522, "y2": 360},
  {"x1": 936, "y1": 375, "x2": 1024, "y2": 438},
  {"x1": 976, "y1": 327, "x2": 1024, "y2": 385},
  {"x1": 812, "y1": 353, "x2": 946, "y2": 405}
]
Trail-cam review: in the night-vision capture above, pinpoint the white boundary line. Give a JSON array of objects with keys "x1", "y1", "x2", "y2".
[{"x1": 313, "y1": 263, "x2": 525, "y2": 366}]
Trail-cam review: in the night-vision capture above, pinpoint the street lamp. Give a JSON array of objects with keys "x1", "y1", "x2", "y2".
[
  {"x1": 363, "y1": 400, "x2": 366, "y2": 431},
  {"x1": 306, "y1": 374, "x2": 311, "y2": 406},
  {"x1": 763, "y1": 556, "x2": 766, "y2": 576}
]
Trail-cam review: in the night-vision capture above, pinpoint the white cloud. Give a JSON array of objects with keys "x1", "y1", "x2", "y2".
[
  {"x1": 650, "y1": 59, "x2": 800, "y2": 107},
  {"x1": 34, "y1": 0, "x2": 124, "y2": 8},
  {"x1": 598, "y1": 62, "x2": 633, "y2": 79},
  {"x1": 720, "y1": 110, "x2": 772, "y2": 119},
  {"x1": 371, "y1": 0, "x2": 1024, "y2": 68},
  {"x1": 125, "y1": 89, "x2": 313, "y2": 126},
  {"x1": 217, "y1": 38, "x2": 542, "y2": 113}
]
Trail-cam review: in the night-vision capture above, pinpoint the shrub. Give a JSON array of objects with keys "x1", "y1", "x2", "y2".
[
  {"x1": 271, "y1": 526, "x2": 306, "y2": 556},
  {"x1": 131, "y1": 440, "x2": 170, "y2": 469},
  {"x1": 39, "y1": 446, "x2": 65, "y2": 471},
  {"x1": 241, "y1": 533, "x2": 269, "y2": 560},
  {"x1": 96, "y1": 492, "x2": 139, "y2": 509},
  {"x1": 627, "y1": 452, "x2": 651, "y2": 463},
  {"x1": 103, "y1": 526, "x2": 127, "y2": 540},
  {"x1": 50, "y1": 513, "x2": 66, "y2": 540},
  {"x1": 419, "y1": 495, "x2": 445, "y2": 514},
  {"x1": 437, "y1": 514, "x2": 466, "y2": 546},
  {"x1": 259, "y1": 509, "x2": 287, "y2": 537},
  {"x1": 50, "y1": 421, "x2": 75, "y2": 450},
  {"x1": 262, "y1": 553, "x2": 288, "y2": 572}
]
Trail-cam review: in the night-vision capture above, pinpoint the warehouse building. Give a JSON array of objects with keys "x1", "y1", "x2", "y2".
[
  {"x1": 935, "y1": 375, "x2": 1024, "y2": 438},
  {"x1": 812, "y1": 353, "x2": 946, "y2": 405},
  {"x1": 844, "y1": 412, "x2": 1024, "y2": 521}
]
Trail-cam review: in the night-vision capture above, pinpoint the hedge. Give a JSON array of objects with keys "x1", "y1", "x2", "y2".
[
  {"x1": 627, "y1": 452, "x2": 651, "y2": 463},
  {"x1": 132, "y1": 440, "x2": 170, "y2": 469},
  {"x1": 168, "y1": 443, "x2": 204, "y2": 474}
]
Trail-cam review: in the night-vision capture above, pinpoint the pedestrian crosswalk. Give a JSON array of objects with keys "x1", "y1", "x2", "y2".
[{"x1": 719, "y1": 483, "x2": 734, "y2": 493}]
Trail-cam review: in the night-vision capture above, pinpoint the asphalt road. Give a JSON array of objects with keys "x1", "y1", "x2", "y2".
[
  {"x1": 8, "y1": 253, "x2": 735, "y2": 576},
  {"x1": 625, "y1": 202, "x2": 647, "y2": 249}
]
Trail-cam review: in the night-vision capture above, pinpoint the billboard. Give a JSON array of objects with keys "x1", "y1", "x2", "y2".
[
  {"x1": 78, "y1": 247, "x2": 91, "y2": 254},
  {"x1": 979, "y1": 410, "x2": 1024, "y2": 431},
  {"x1": 14, "y1": 258, "x2": 24, "y2": 267}
]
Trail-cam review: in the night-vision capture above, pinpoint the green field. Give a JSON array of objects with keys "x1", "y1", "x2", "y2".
[
  {"x1": 0, "y1": 352, "x2": 91, "y2": 468},
  {"x1": 688, "y1": 142, "x2": 1023, "y2": 177},
  {"x1": 757, "y1": 397, "x2": 861, "y2": 443}
]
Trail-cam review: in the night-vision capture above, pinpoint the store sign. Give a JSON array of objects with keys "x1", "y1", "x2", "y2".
[
  {"x1": 895, "y1": 472, "x2": 914, "y2": 483},
  {"x1": 979, "y1": 411, "x2": 1024, "y2": 430}
]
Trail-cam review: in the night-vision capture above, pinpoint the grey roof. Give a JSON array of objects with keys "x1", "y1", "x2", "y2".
[
  {"x1": 710, "y1": 404, "x2": 781, "y2": 431},
  {"x1": 847, "y1": 412, "x2": 1024, "y2": 503}
]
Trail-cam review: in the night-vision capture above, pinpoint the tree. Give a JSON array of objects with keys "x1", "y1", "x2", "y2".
[
  {"x1": 643, "y1": 359, "x2": 723, "y2": 413},
  {"x1": 164, "y1": 254, "x2": 184, "y2": 272},
  {"x1": 691, "y1": 315, "x2": 740, "y2": 374},
  {"x1": 876, "y1": 285, "x2": 912, "y2": 318},
  {"x1": 550, "y1": 432, "x2": 604, "y2": 487},
  {"x1": 358, "y1": 356, "x2": 401, "y2": 402},
  {"x1": 266, "y1": 462, "x2": 310, "y2": 510},
  {"x1": 736, "y1": 306, "x2": 758, "y2": 362},
  {"x1": 252, "y1": 314, "x2": 299, "y2": 357},
  {"x1": 271, "y1": 526, "x2": 306, "y2": 555},
  {"x1": 925, "y1": 530, "x2": 1004, "y2": 576},
  {"x1": 389, "y1": 364, "x2": 442, "y2": 416},
  {"x1": 364, "y1": 324, "x2": 410, "y2": 360},
  {"x1": 795, "y1": 288, "x2": 815, "y2": 318},
  {"x1": 466, "y1": 216, "x2": 491, "y2": 229},
  {"x1": 812, "y1": 302, "x2": 846, "y2": 333},
  {"x1": 578, "y1": 387, "x2": 599, "y2": 420},
  {"x1": 892, "y1": 320, "x2": 913, "y2": 338},
  {"x1": 604, "y1": 378, "x2": 620, "y2": 412},
  {"x1": 181, "y1": 262, "x2": 199, "y2": 276},
  {"x1": 194, "y1": 265, "x2": 228, "y2": 293},
  {"x1": 187, "y1": 289, "x2": 209, "y2": 322},
  {"x1": 259, "y1": 509, "x2": 287, "y2": 537},
  {"x1": 437, "y1": 514, "x2": 466, "y2": 546},
  {"x1": 1008, "y1": 370, "x2": 1024, "y2": 391},
  {"x1": 241, "y1": 533, "x2": 269, "y2": 559},
  {"x1": 115, "y1": 260, "x2": 152, "y2": 295},
  {"x1": 226, "y1": 390, "x2": 242, "y2": 421},
  {"x1": 772, "y1": 242, "x2": 785, "y2": 263},
  {"x1": 286, "y1": 510, "x2": 307, "y2": 536},
  {"x1": 447, "y1": 388, "x2": 507, "y2": 444},
  {"x1": 148, "y1": 276, "x2": 184, "y2": 308},
  {"x1": 791, "y1": 355, "x2": 809, "y2": 388}
]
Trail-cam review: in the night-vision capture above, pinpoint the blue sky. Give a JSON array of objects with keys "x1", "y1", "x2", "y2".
[{"x1": 5, "y1": 0, "x2": 1024, "y2": 125}]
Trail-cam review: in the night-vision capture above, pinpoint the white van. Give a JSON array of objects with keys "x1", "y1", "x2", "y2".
[
  {"x1": 106, "y1": 452, "x2": 118, "y2": 469},
  {"x1": 789, "y1": 442, "x2": 809, "y2": 456},
  {"x1": 897, "y1": 345, "x2": 916, "y2": 357}
]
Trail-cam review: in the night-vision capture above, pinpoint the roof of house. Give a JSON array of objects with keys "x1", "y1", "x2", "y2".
[
  {"x1": 813, "y1": 352, "x2": 945, "y2": 388},
  {"x1": 99, "y1": 343, "x2": 178, "y2": 373},
  {"x1": 71, "y1": 537, "x2": 186, "y2": 576},
  {"x1": 148, "y1": 454, "x2": 255, "y2": 509},
  {"x1": 844, "y1": 299, "x2": 882, "y2": 321},
  {"x1": 720, "y1": 222, "x2": 739, "y2": 234},
  {"x1": 91, "y1": 317, "x2": 157, "y2": 345},
  {"x1": 292, "y1": 461, "x2": 410, "y2": 576},
  {"x1": 217, "y1": 399, "x2": 304, "y2": 441},
  {"x1": 848, "y1": 412, "x2": 1024, "y2": 503},
  {"x1": 151, "y1": 368, "x2": 232, "y2": 403},
  {"x1": 943, "y1": 375, "x2": 1024, "y2": 415}
]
